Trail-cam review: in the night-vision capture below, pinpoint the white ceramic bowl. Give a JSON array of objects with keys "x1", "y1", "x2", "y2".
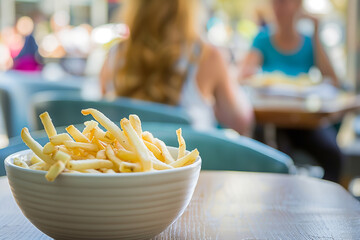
[{"x1": 5, "y1": 147, "x2": 201, "y2": 240}]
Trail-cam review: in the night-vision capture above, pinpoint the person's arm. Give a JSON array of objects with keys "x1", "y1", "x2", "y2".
[
  {"x1": 99, "y1": 55, "x2": 113, "y2": 96},
  {"x1": 100, "y1": 44, "x2": 122, "y2": 96},
  {"x1": 210, "y1": 48, "x2": 254, "y2": 136},
  {"x1": 238, "y1": 32, "x2": 264, "y2": 82},
  {"x1": 238, "y1": 50, "x2": 263, "y2": 81},
  {"x1": 305, "y1": 14, "x2": 340, "y2": 87}
]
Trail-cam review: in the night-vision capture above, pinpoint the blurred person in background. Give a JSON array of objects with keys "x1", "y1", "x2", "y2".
[
  {"x1": 0, "y1": 34, "x2": 14, "y2": 71},
  {"x1": 12, "y1": 16, "x2": 43, "y2": 71},
  {"x1": 240, "y1": 0, "x2": 342, "y2": 182},
  {"x1": 100, "y1": 0, "x2": 254, "y2": 136}
]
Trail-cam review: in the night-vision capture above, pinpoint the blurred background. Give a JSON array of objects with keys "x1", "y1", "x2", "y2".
[{"x1": 0, "y1": 0, "x2": 353, "y2": 84}]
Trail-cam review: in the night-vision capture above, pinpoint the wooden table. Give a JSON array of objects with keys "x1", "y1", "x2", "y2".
[
  {"x1": 252, "y1": 93, "x2": 360, "y2": 129},
  {"x1": 1, "y1": 171, "x2": 360, "y2": 239}
]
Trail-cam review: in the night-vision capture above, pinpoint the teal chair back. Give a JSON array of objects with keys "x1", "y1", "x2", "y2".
[
  {"x1": 0, "y1": 88, "x2": 10, "y2": 138},
  {"x1": 31, "y1": 91, "x2": 190, "y2": 130},
  {"x1": 0, "y1": 71, "x2": 83, "y2": 137},
  {"x1": 143, "y1": 123, "x2": 294, "y2": 173},
  {"x1": 1, "y1": 123, "x2": 295, "y2": 176}
]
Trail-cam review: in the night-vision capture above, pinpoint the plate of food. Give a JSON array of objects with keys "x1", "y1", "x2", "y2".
[{"x1": 245, "y1": 72, "x2": 339, "y2": 102}]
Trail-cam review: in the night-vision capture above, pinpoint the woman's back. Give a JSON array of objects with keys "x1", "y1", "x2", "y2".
[
  {"x1": 100, "y1": 0, "x2": 253, "y2": 136},
  {"x1": 177, "y1": 42, "x2": 215, "y2": 130}
]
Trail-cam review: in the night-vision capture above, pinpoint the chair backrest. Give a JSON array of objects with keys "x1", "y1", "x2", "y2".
[
  {"x1": 31, "y1": 91, "x2": 191, "y2": 130},
  {"x1": 0, "y1": 71, "x2": 83, "y2": 137},
  {"x1": 0, "y1": 88, "x2": 10, "y2": 138},
  {"x1": 1, "y1": 123, "x2": 295, "y2": 176},
  {"x1": 143, "y1": 123, "x2": 294, "y2": 174}
]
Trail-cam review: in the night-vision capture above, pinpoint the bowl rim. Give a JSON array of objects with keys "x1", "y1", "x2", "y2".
[{"x1": 5, "y1": 147, "x2": 201, "y2": 178}]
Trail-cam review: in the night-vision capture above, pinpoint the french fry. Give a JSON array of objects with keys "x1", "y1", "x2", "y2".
[
  {"x1": 39, "y1": 112, "x2": 57, "y2": 138},
  {"x1": 64, "y1": 141, "x2": 99, "y2": 152},
  {"x1": 104, "y1": 168, "x2": 116, "y2": 173},
  {"x1": 71, "y1": 147, "x2": 84, "y2": 156},
  {"x1": 20, "y1": 110, "x2": 199, "y2": 181},
  {"x1": 120, "y1": 161, "x2": 141, "y2": 172},
  {"x1": 53, "y1": 150, "x2": 71, "y2": 164},
  {"x1": 85, "y1": 153, "x2": 96, "y2": 159},
  {"x1": 141, "y1": 131, "x2": 176, "y2": 165},
  {"x1": 114, "y1": 140, "x2": 125, "y2": 150},
  {"x1": 176, "y1": 128, "x2": 186, "y2": 159},
  {"x1": 115, "y1": 149, "x2": 138, "y2": 162},
  {"x1": 81, "y1": 108, "x2": 131, "y2": 150},
  {"x1": 170, "y1": 149, "x2": 199, "y2": 168},
  {"x1": 93, "y1": 127, "x2": 107, "y2": 141},
  {"x1": 21, "y1": 128, "x2": 52, "y2": 164},
  {"x1": 155, "y1": 139, "x2": 175, "y2": 164},
  {"x1": 67, "y1": 159, "x2": 113, "y2": 171},
  {"x1": 120, "y1": 118, "x2": 153, "y2": 171},
  {"x1": 30, "y1": 155, "x2": 43, "y2": 165},
  {"x1": 79, "y1": 169, "x2": 102, "y2": 173},
  {"x1": 96, "y1": 149, "x2": 107, "y2": 159},
  {"x1": 105, "y1": 131, "x2": 115, "y2": 141},
  {"x1": 83, "y1": 120, "x2": 98, "y2": 135},
  {"x1": 129, "y1": 114, "x2": 142, "y2": 136},
  {"x1": 70, "y1": 155, "x2": 86, "y2": 160},
  {"x1": 50, "y1": 133, "x2": 73, "y2": 145},
  {"x1": 46, "y1": 161, "x2": 65, "y2": 182},
  {"x1": 105, "y1": 145, "x2": 123, "y2": 169},
  {"x1": 56, "y1": 146, "x2": 73, "y2": 155},
  {"x1": 63, "y1": 170, "x2": 82, "y2": 173},
  {"x1": 92, "y1": 137, "x2": 105, "y2": 150},
  {"x1": 142, "y1": 131, "x2": 155, "y2": 143},
  {"x1": 87, "y1": 129, "x2": 95, "y2": 141},
  {"x1": 43, "y1": 142, "x2": 56, "y2": 155},
  {"x1": 144, "y1": 140, "x2": 163, "y2": 161},
  {"x1": 66, "y1": 125, "x2": 90, "y2": 143},
  {"x1": 29, "y1": 161, "x2": 47, "y2": 170},
  {"x1": 14, "y1": 157, "x2": 29, "y2": 169},
  {"x1": 151, "y1": 157, "x2": 173, "y2": 170}
]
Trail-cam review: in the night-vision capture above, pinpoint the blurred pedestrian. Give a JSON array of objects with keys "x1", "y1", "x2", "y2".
[{"x1": 13, "y1": 16, "x2": 42, "y2": 71}]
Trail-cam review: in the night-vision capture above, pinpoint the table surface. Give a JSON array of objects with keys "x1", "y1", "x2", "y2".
[
  {"x1": 1, "y1": 171, "x2": 360, "y2": 240},
  {"x1": 252, "y1": 93, "x2": 360, "y2": 129}
]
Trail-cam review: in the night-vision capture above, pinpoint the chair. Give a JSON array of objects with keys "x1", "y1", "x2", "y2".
[
  {"x1": 0, "y1": 71, "x2": 83, "y2": 137},
  {"x1": 30, "y1": 91, "x2": 191, "y2": 130},
  {"x1": 354, "y1": 115, "x2": 360, "y2": 137},
  {"x1": 0, "y1": 88, "x2": 10, "y2": 139},
  {"x1": 0, "y1": 123, "x2": 295, "y2": 176},
  {"x1": 143, "y1": 123, "x2": 294, "y2": 173}
]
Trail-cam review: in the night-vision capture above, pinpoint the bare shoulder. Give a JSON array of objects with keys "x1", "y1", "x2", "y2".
[
  {"x1": 196, "y1": 44, "x2": 228, "y2": 97},
  {"x1": 198, "y1": 44, "x2": 226, "y2": 80},
  {"x1": 200, "y1": 44, "x2": 224, "y2": 66}
]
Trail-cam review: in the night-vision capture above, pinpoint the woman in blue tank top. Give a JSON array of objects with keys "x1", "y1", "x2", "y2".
[
  {"x1": 251, "y1": 30, "x2": 314, "y2": 76},
  {"x1": 241, "y1": 0, "x2": 339, "y2": 86},
  {"x1": 241, "y1": 0, "x2": 342, "y2": 182}
]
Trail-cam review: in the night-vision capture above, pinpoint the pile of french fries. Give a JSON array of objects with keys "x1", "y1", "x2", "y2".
[{"x1": 16, "y1": 108, "x2": 199, "y2": 182}]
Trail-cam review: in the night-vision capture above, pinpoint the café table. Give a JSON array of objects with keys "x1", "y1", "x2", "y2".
[
  {"x1": 1, "y1": 171, "x2": 360, "y2": 239},
  {"x1": 251, "y1": 92, "x2": 360, "y2": 187},
  {"x1": 252, "y1": 92, "x2": 360, "y2": 129}
]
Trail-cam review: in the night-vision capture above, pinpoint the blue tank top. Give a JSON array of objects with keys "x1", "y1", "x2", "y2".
[{"x1": 251, "y1": 30, "x2": 315, "y2": 76}]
